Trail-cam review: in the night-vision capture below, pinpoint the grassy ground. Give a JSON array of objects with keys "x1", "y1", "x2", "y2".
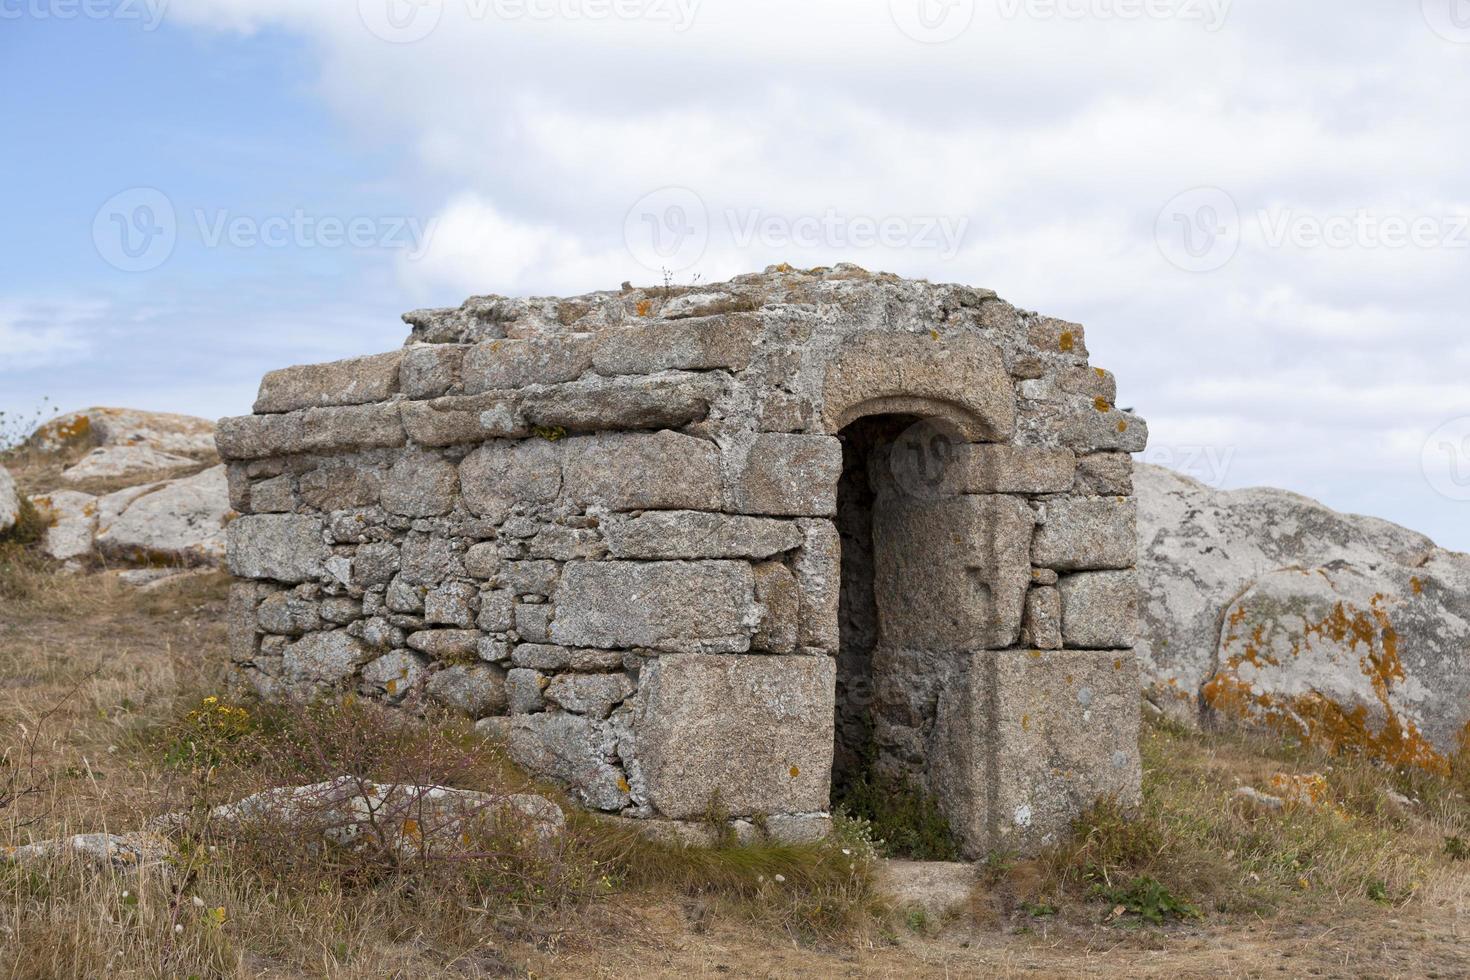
[{"x1": 1, "y1": 538, "x2": 1468, "y2": 976}]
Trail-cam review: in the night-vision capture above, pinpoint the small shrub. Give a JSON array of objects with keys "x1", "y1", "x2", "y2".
[
  {"x1": 1444, "y1": 836, "x2": 1469, "y2": 861},
  {"x1": 832, "y1": 760, "x2": 959, "y2": 860},
  {"x1": 0, "y1": 497, "x2": 49, "y2": 548},
  {"x1": 1094, "y1": 875, "x2": 1200, "y2": 925}
]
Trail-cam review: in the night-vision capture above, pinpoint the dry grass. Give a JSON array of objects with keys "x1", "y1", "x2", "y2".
[
  {"x1": 0, "y1": 564, "x2": 883, "y2": 977},
  {"x1": 1, "y1": 554, "x2": 1467, "y2": 977}
]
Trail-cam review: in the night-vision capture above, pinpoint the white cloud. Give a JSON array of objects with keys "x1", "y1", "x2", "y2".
[
  {"x1": 0, "y1": 301, "x2": 99, "y2": 369},
  {"x1": 138, "y1": 0, "x2": 1470, "y2": 546}
]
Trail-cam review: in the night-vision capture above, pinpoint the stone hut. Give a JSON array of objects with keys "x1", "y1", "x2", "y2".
[{"x1": 218, "y1": 265, "x2": 1147, "y2": 857}]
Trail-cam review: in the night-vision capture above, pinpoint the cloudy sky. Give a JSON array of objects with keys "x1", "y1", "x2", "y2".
[{"x1": 3, "y1": 0, "x2": 1468, "y2": 547}]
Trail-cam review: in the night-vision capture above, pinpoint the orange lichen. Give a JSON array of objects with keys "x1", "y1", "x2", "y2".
[
  {"x1": 1204, "y1": 596, "x2": 1449, "y2": 774},
  {"x1": 1093, "y1": 396, "x2": 1111, "y2": 413},
  {"x1": 1116, "y1": 421, "x2": 1128, "y2": 433},
  {"x1": 788, "y1": 766, "x2": 800, "y2": 779},
  {"x1": 49, "y1": 413, "x2": 92, "y2": 445},
  {"x1": 1058, "y1": 331, "x2": 1075, "y2": 352},
  {"x1": 635, "y1": 299, "x2": 652, "y2": 317},
  {"x1": 617, "y1": 776, "x2": 631, "y2": 793},
  {"x1": 1094, "y1": 367, "x2": 1107, "y2": 378},
  {"x1": 1411, "y1": 576, "x2": 1423, "y2": 595}
]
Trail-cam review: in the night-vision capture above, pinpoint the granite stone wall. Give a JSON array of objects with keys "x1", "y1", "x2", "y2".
[{"x1": 218, "y1": 264, "x2": 1148, "y2": 856}]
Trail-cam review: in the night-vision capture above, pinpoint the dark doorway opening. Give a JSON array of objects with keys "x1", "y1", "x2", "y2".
[{"x1": 830, "y1": 413, "x2": 917, "y2": 799}]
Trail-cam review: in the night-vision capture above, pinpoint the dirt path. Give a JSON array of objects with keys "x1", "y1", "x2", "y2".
[{"x1": 531, "y1": 896, "x2": 1470, "y2": 979}]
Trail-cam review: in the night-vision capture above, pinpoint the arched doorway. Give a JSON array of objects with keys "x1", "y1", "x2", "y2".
[{"x1": 829, "y1": 409, "x2": 1036, "y2": 855}]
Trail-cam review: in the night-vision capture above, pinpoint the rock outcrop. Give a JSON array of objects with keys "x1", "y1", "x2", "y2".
[
  {"x1": 94, "y1": 465, "x2": 231, "y2": 567},
  {"x1": 28, "y1": 407, "x2": 217, "y2": 456},
  {"x1": 0, "y1": 464, "x2": 18, "y2": 536},
  {"x1": 1136, "y1": 463, "x2": 1470, "y2": 771},
  {"x1": 14, "y1": 409, "x2": 232, "y2": 575}
]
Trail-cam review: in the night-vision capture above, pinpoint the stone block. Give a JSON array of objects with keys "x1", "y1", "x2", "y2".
[
  {"x1": 591, "y1": 313, "x2": 758, "y2": 375},
  {"x1": 227, "y1": 514, "x2": 328, "y2": 584},
  {"x1": 352, "y1": 541, "x2": 400, "y2": 588},
  {"x1": 360, "y1": 651, "x2": 429, "y2": 702},
  {"x1": 821, "y1": 331, "x2": 1015, "y2": 442},
  {"x1": 296, "y1": 403, "x2": 407, "y2": 454},
  {"x1": 549, "y1": 560, "x2": 757, "y2": 653},
  {"x1": 476, "y1": 588, "x2": 515, "y2": 631},
  {"x1": 929, "y1": 649, "x2": 1140, "y2": 857},
  {"x1": 401, "y1": 393, "x2": 526, "y2": 446},
  {"x1": 514, "y1": 603, "x2": 552, "y2": 643},
  {"x1": 477, "y1": 636, "x2": 510, "y2": 662},
  {"x1": 253, "y1": 351, "x2": 402, "y2": 414},
  {"x1": 499, "y1": 560, "x2": 560, "y2": 596},
  {"x1": 426, "y1": 664, "x2": 507, "y2": 717},
  {"x1": 248, "y1": 474, "x2": 295, "y2": 513},
  {"x1": 511, "y1": 644, "x2": 625, "y2": 671},
  {"x1": 298, "y1": 461, "x2": 382, "y2": 511},
  {"x1": 459, "y1": 439, "x2": 562, "y2": 519},
  {"x1": 1058, "y1": 406, "x2": 1148, "y2": 454},
  {"x1": 521, "y1": 373, "x2": 719, "y2": 432},
  {"x1": 544, "y1": 673, "x2": 636, "y2": 719},
  {"x1": 1075, "y1": 452, "x2": 1133, "y2": 495},
  {"x1": 424, "y1": 580, "x2": 478, "y2": 627},
  {"x1": 752, "y1": 561, "x2": 799, "y2": 654},
  {"x1": 1032, "y1": 497, "x2": 1136, "y2": 571},
  {"x1": 227, "y1": 582, "x2": 263, "y2": 664},
  {"x1": 400, "y1": 344, "x2": 470, "y2": 399},
  {"x1": 508, "y1": 712, "x2": 630, "y2": 812},
  {"x1": 407, "y1": 629, "x2": 482, "y2": 659},
  {"x1": 634, "y1": 654, "x2": 835, "y2": 819},
  {"x1": 463, "y1": 335, "x2": 594, "y2": 393},
  {"x1": 257, "y1": 590, "x2": 323, "y2": 636},
  {"x1": 386, "y1": 575, "x2": 426, "y2": 613},
  {"x1": 320, "y1": 598, "x2": 360, "y2": 625},
  {"x1": 1022, "y1": 586, "x2": 1062, "y2": 650},
  {"x1": 956, "y1": 445, "x2": 1076, "y2": 494},
  {"x1": 283, "y1": 630, "x2": 373, "y2": 686},
  {"x1": 215, "y1": 413, "x2": 302, "y2": 460},
  {"x1": 399, "y1": 532, "x2": 464, "y2": 585},
  {"x1": 528, "y1": 525, "x2": 606, "y2": 561},
  {"x1": 1026, "y1": 317, "x2": 1088, "y2": 359},
  {"x1": 561, "y1": 431, "x2": 721, "y2": 512},
  {"x1": 380, "y1": 451, "x2": 458, "y2": 517},
  {"x1": 602, "y1": 511, "x2": 803, "y2": 560},
  {"x1": 506, "y1": 667, "x2": 547, "y2": 714},
  {"x1": 793, "y1": 519, "x2": 840, "y2": 652},
  {"x1": 464, "y1": 543, "x2": 501, "y2": 580},
  {"x1": 727, "y1": 433, "x2": 842, "y2": 517},
  {"x1": 873, "y1": 494, "x2": 1035, "y2": 650},
  {"x1": 1056, "y1": 365, "x2": 1116, "y2": 402},
  {"x1": 1058, "y1": 571, "x2": 1138, "y2": 649}
]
